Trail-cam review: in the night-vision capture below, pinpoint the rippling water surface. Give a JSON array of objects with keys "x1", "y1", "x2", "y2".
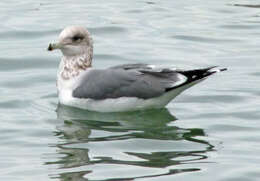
[{"x1": 1, "y1": 1, "x2": 260, "y2": 180}]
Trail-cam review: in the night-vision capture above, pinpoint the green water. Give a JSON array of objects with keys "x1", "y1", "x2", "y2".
[{"x1": 1, "y1": 1, "x2": 260, "y2": 181}]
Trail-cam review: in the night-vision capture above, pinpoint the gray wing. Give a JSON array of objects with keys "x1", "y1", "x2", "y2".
[
  {"x1": 72, "y1": 67, "x2": 187, "y2": 100},
  {"x1": 110, "y1": 63, "x2": 152, "y2": 70}
]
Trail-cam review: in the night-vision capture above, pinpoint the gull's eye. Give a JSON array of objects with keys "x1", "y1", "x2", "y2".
[{"x1": 72, "y1": 35, "x2": 84, "y2": 42}]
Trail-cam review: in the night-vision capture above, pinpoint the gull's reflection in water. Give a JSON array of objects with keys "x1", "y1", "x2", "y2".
[{"x1": 48, "y1": 104, "x2": 214, "y2": 181}]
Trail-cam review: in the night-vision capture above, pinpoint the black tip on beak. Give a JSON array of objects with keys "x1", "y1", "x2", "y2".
[{"x1": 47, "y1": 43, "x2": 53, "y2": 51}]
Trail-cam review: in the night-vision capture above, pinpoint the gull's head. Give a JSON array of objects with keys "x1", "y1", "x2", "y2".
[{"x1": 48, "y1": 26, "x2": 93, "y2": 57}]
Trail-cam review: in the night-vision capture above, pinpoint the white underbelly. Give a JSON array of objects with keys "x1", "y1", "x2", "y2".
[
  {"x1": 58, "y1": 84, "x2": 189, "y2": 112},
  {"x1": 60, "y1": 95, "x2": 167, "y2": 112},
  {"x1": 70, "y1": 97, "x2": 161, "y2": 112}
]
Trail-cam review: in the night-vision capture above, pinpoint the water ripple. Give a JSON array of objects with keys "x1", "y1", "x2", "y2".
[
  {"x1": 45, "y1": 105, "x2": 214, "y2": 180},
  {"x1": 173, "y1": 35, "x2": 241, "y2": 43}
]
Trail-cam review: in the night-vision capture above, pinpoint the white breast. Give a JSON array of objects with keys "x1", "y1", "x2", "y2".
[{"x1": 57, "y1": 61, "x2": 87, "y2": 106}]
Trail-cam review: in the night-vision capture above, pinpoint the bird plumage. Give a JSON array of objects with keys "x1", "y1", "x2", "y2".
[{"x1": 48, "y1": 26, "x2": 226, "y2": 112}]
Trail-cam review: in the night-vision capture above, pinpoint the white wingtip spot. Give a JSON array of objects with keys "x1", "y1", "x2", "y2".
[
  {"x1": 169, "y1": 67, "x2": 177, "y2": 71},
  {"x1": 208, "y1": 67, "x2": 221, "y2": 73},
  {"x1": 148, "y1": 65, "x2": 156, "y2": 69},
  {"x1": 169, "y1": 73, "x2": 187, "y2": 87}
]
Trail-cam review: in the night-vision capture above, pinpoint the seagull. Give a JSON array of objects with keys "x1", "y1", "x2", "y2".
[{"x1": 48, "y1": 26, "x2": 226, "y2": 112}]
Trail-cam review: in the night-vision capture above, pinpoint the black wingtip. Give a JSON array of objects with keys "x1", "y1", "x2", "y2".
[
  {"x1": 165, "y1": 66, "x2": 227, "y2": 92},
  {"x1": 220, "y1": 68, "x2": 227, "y2": 72}
]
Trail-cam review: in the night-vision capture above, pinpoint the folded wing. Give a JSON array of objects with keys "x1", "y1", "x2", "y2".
[{"x1": 72, "y1": 64, "x2": 187, "y2": 100}]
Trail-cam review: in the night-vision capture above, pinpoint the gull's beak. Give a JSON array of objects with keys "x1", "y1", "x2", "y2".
[{"x1": 47, "y1": 42, "x2": 62, "y2": 51}]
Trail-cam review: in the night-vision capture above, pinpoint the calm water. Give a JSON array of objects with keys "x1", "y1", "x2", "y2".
[{"x1": 1, "y1": 1, "x2": 260, "y2": 180}]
